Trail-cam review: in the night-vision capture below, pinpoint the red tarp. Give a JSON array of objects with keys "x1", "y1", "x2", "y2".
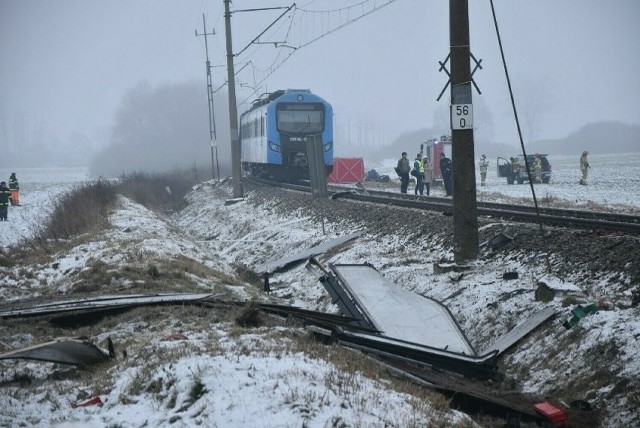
[{"x1": 327, "y1": 157, "x2": 365, "y2": 183}]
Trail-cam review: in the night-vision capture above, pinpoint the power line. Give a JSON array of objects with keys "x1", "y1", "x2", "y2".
[{"x1": 236, "y1": 0, "x2": 398, "y2": 105}]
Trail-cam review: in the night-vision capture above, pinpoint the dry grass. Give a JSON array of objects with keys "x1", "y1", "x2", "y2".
[
  {"x1": 41, "y1": 179, "x2": 118, "y2": 240},
  {"x1": 117, "y1": 170, "x2": 199, "y2": 214}
]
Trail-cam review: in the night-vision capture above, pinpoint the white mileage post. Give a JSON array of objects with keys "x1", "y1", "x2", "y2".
[{"x1": 451, "y1": 104, "x2": 473, "y2": 130}]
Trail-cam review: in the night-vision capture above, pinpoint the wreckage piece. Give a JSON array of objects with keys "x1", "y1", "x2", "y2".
[
  {"x1": 0, "y1": 293, "x2": 214, "y2": 319},
  {"x1": 479, "y1": 307, "x2": 556, "y2": 356},
  {"x1": 256, "y1": 232, "x2": 361, "y2": 274},
  {"x1": 306, "y1": 258, "x2": 372, "y2": 329},
  {"x1": 0, "y1": 337, "x2": 111, "y2": 366},
  {"x1": 335, "y1": 328, "x2": 501, "y2": 381},
  {"x1": 307, "y1": 258, "x2": 555, "y2": 377},
  {"x1": 315, "y1": 262, "x2": 477, "y2": 356},
  {"x1": 563, "y1": 303, "x2": 599, "y2": 329}
]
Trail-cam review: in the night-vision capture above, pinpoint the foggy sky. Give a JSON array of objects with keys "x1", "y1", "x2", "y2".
[{"x1": 1, "y1": 0, "x2": 639, "y2": 154}]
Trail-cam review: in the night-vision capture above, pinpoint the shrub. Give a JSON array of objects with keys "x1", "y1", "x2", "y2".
[
  {"x1": 37, "y1": 179, "x2": 118, "y2": 241},
  {"x1": 116, "y1": 170, "x2": 199, "y2": 213}
]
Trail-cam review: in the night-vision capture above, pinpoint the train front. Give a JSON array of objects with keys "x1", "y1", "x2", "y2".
[{"x1": 268, "y1": 89, "x2": 333, "y2": 181}]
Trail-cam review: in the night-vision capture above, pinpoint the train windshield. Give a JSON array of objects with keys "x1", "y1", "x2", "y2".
[{"x1": 276, "y1": 103, "x2": 324, "y2": 134}]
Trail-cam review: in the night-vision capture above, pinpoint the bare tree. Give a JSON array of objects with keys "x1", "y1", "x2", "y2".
[{"x1": 90, "y1": 80, "x2": 226, "y2": 177}]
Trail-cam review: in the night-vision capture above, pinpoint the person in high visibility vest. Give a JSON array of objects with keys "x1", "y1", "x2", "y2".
[
  {"x1": 0, "y1": 181, "x2": 12, "y2": 220},
  {"x1": 8, "y1": 172, "x2": 19, "y2": 206},
  {"x1": 533, "y1": 154, "x2": 543, "y2": 183},
  {"x1": 479, "y1": 154, "x2": 489, "y2": 186},
  {"x1": 510, "y1": 157, "x2": 520, "y2": 184},
  {"x1": 579, "y1": 151, "x2": 590, "y2": 185}
]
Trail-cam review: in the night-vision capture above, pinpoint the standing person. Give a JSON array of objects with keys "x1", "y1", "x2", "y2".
[
  {"x1": 479, "y1": 154, "x2": 489, "y2": 186},
  {"x1": 579, "y1": 151, "x2": 590, "y2": 185},
  {"x1": 440, "y1": 152, "x2": 453, "y2": 196},
  {"x1": 533, "y1": 154, "x2": 543, "y2": 183},
  {"x1": 423, "y1": 156, "x2": 432, "y2": 196},
  {"x1": 8, "y1": 172, "x2": 19, "y2": 206},
  {"x1": 413, "y1": 153, "x2": 425, "y2": 195},
  {"x1": 396, "y1": 152, "x2": 411, "y2": 194},
  {"x1": 0, "y1": 181, "x2": 12, "y2": 221},
  {"x1": 510, "y1": 157, "x2": 520, "y2": 184}
]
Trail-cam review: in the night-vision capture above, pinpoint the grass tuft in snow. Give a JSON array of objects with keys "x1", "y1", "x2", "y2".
[{"x1": 235, "y1": 299, "x2": 264, "y2": 327}]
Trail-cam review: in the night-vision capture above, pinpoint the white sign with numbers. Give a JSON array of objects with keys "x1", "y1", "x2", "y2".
[{"x1": 451, "y1": 104, "x2": 473, "y2": 130}]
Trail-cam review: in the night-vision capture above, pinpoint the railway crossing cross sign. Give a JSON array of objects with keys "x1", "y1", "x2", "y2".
[{"x1": 436, "y1": 52, "x2": 483, "y2": 102}]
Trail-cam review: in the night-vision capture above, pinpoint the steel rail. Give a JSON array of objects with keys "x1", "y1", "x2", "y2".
[
  {"x1": 247, "y1": 177, "x2": 640, "y2": 234},
  {"x1": 347, "y1": 186, "x2": 640, "y2": 225}
]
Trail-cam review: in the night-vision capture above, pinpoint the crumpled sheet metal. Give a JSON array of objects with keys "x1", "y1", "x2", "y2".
[{"x1": 0, "y1": 336, "x2": 111, "y2": 366}]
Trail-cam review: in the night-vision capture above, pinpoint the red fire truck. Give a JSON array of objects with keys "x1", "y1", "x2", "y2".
[{"x1": 419, "y1": 135, "x2": 452, "y2": 186}]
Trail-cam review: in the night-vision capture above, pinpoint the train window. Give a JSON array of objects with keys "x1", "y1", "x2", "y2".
[{"x1": 276, "y1": 103, "x2": 324, "y2": 134}]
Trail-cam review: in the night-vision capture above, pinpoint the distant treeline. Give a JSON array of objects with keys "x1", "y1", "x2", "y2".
[
  {"x1": 363, "y1": 121, "x2": 639, "y2": 163},
  {"x1": 528, "y1": 121, "x2": 639, "y2": 155}
]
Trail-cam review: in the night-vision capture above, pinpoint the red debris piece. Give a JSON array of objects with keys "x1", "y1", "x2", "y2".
[
  {"x1": 74, "y1": 396, "x2": 103, "y2": 408},
  {"x1": 533, "y1": 401, "x2": 568, "y2": 427}
]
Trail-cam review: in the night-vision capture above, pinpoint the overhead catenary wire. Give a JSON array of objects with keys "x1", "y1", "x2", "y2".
[
  {"x1": 489, "y1": 0, "x2": 551, "y2": 272},
  {"x1": 234, "y1": 0, "x2": 398, "y2": 105}
]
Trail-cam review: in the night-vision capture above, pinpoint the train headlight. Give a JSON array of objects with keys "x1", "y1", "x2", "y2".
[
  {"x1": 323, "y1": 141, "x2": 333, "y2": 152},
  {"x1": 268, "y1": 141, "x2": 281, "y2": 153}
]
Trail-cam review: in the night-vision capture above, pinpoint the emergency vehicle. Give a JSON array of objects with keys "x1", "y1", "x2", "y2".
[{"x1": 419, "y1": 135, "x2": 452, "y2": 186}]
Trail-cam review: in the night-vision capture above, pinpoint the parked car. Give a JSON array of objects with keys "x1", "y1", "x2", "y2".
[{"x1": 497, "y1": 154, "x2": 551, "y2": 184}]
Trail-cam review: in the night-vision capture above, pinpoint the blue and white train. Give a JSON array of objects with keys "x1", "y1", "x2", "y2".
[{"x1": 239, "y1": 89, "x2": 334, "y2": 181}]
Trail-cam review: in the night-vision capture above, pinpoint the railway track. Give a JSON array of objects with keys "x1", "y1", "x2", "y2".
[{"x1": 247, "y1": 177, "x2": 640, "y2": 234}]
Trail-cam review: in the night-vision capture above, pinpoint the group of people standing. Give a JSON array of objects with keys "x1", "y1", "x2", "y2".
[
  {"x1": 396, "y1": 150, "x2": 592, "y2": 195},
  {"x1": 396, "y1": 152, "x2": 452, "y2": 196},
  {"x1": 0, "y1": 172, "x2": 20, "y2": 221}
]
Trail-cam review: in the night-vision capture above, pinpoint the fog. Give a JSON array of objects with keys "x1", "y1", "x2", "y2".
[{"x1": 1, "y1": 0, "x2": 638, "y2": 174}]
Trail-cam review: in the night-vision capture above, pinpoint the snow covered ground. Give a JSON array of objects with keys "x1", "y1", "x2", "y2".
[
  {"x1": 1, "y1": 153, "x2": 639, "y2": 427},
  {"x1": 370, "y1": 152, "x2": 640, "y2": 211}
]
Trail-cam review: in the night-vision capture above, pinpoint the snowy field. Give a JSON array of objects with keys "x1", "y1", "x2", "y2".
[{"x1": 0, "y1": 167, "x2": 90, "y2": 247}]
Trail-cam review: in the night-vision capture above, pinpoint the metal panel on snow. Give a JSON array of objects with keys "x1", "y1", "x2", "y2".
[
  {"x1": 0, "y1": 293, "x2": 214, "y2": 319},
  {"x1": 0, "y1": 337, "x2": 110, "y2": 366},
  {"x1": 332, "y1": 264, "x2": 476, "y2": 355},
  {"x1": 256, "y1": 233, "x2": 361, "y2": 274},
  {"x1": 479, "y1": 306, "x2": 556, "y2": 356}
]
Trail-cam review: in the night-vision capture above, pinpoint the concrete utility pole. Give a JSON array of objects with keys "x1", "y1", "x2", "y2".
[
  {"x1": 449, "y1": 0, "x2": 479, "y2": 261},
  {"x1": 224, "y1": 0, "x2": 243, "y2": 198},
  {"x1": 195, "y1": 14, "x2": 219, "y2": 182}
]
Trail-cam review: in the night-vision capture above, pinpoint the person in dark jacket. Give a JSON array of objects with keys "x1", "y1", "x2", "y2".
[
  {"x1": 396, "y1": 152, "x2": 411, "y2": 194},
  {"x1": 0, "y1": 181, "x2": 12, "y2": 221},
  {"x1": 440, "y1": 152, "x2": 453, "y2": 196},
  {"x1": 9, "y1": 172, "x2": 20, "y2": 206}
]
